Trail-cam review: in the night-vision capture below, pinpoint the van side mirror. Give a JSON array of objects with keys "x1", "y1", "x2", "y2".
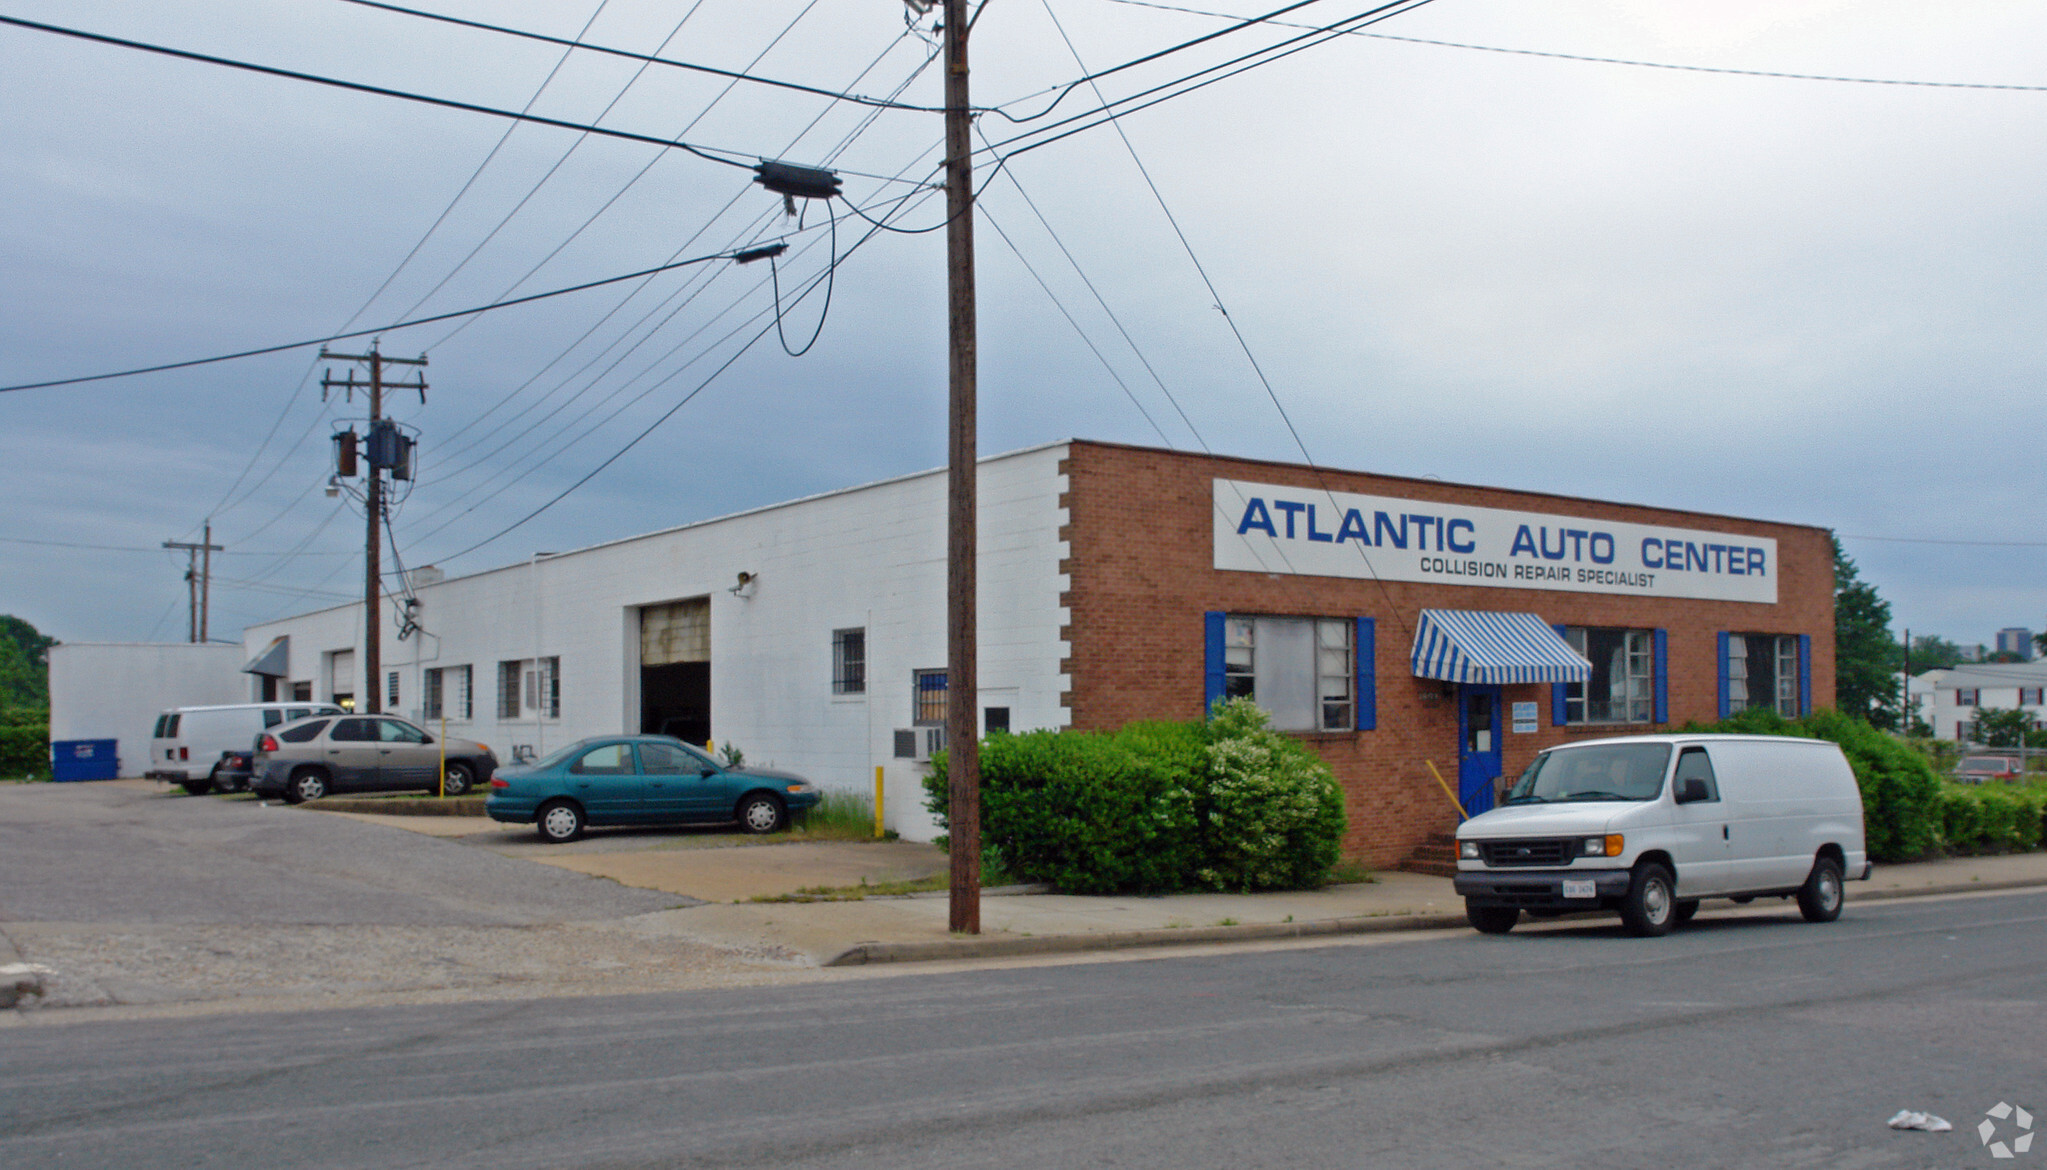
[{"x1": 1676, "y1": 777, "x2": 1709, "y2": 804}]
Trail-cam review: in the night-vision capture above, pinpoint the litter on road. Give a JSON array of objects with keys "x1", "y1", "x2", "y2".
[{"x1": 1886, "y1": 1110, "x2": 1952, "y2": 1132}]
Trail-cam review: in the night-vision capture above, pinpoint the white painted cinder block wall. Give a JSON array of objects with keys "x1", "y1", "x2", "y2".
[
  {"x1": 241, "y1": 443, "x2": 1072, "y2": 841},
  {"x1": 48, "y1": 643, "x2": 247, "y2": 777}
]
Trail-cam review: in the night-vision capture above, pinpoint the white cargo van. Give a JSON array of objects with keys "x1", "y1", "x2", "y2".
[
  {"x1": 1453, "y1": 734, "x2": 1869, "y2": 937},
  {"x1": 147, "y1": 703, "x2": 344, "y2": 794}
]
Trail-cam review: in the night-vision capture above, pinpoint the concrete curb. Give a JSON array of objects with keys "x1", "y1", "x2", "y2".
[
  {"x1": 822, "y1": 911, "x2": 1472, "y2": 966},
  {"x1": 303, "y1": 797, "x2": 488, "y2": 816},
  {"x1": 1848, "y1": 875, "x2": 2047, "y2": 903},
  {"x1": 819, "y1": 874, "x2": 2047, "y2": 968}
]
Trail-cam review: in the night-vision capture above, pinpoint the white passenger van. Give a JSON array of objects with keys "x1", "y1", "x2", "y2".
[
  {"x1": 1453, "y1": 734, "x2": 1869, "y2": 937},
  {"x1": 147, "y1": 702, "x2": 344, "y2": 794}
]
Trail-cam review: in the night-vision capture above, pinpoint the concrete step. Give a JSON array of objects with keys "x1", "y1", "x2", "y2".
[{"x1": 1396, "y1": 858, "x2": 1460, "y2": 879}]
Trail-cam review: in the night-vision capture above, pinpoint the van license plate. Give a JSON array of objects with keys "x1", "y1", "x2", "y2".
[{"x1": 1562, "y1": 879, "x2": 1596, "y2": 899}]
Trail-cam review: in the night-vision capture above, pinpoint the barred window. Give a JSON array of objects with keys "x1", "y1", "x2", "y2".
[
  {"x1": 499, "y1": 661, "x2": 521, "y2": 719},
  {"x1": 833, "y1": 628, "x2": 866, "y2": 694},
  {"x1": 424, "y1": 668, "x2": 443, "y2": 720},
  {"x1": 454, "y1": 664, "x2": 472, "y2": 720},
  {"x1": 914, "y1": 669, "x2": 947, "y2": 725},
  {"x1": 387, "y1": 671, "x2": 400, "y2": 708}
]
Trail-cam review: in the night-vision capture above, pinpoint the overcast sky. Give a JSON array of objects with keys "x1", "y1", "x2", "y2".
[{"x1": 2, "y1": 0, "x2": 2043, "y2": 652}]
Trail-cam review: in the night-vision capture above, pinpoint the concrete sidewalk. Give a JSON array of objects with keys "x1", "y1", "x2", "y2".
[
  {"x1": 298, "y1": 802, "x2": 2047, "y2": 970},
  {"x1": 594, "y1": 844, "x2": 2047, "y2": 968}
]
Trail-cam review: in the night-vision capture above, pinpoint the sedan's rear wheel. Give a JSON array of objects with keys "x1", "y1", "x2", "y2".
[{"x1": 537, "y1": 800, "x2": 584, "y2": 844}]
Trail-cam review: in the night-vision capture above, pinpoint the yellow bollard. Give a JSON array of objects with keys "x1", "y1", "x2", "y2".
[
  {"x1": 439, "y1": 713, "x2": 448, "y2": 798},
  {"x1": 874, "y1": 765, "x2": 885, "y2": 838}
]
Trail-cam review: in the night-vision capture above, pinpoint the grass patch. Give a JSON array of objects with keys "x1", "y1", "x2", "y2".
[
  {"x1": 783, "y1": 789, "x2": 895, "y2": 842},
  {"x1": 748, "y1": 852, "x2": 1018, "y2": 902},
  {"x1": 1325, "y1": 860, "x2": 1375, "y2": 886}
]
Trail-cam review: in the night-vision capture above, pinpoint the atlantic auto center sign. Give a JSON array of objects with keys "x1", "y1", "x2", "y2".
[{"x1": 1212, "y1": 479, "x2": 1778, "y2": 604}]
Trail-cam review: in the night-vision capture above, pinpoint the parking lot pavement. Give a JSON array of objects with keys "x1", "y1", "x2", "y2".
[{"x1": 0, "y1": 781, "x2": 821, "y2": 1016}]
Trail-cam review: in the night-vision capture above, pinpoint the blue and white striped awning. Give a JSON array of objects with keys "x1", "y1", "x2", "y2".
[{"x1": 1410, "y1": 610, "x2": 1592, "y2": 685}]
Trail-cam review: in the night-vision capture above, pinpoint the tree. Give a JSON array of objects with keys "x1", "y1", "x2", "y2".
[
  {"x1": 1908, "y1": 634, "x2": 1967, "y2": 673},
  {"x1": 0, "y1": 615, "x2": 54, "y2": 711},
  {"x1": 1832, "y1": 538, "x2": 1898, "y2": 729},
  {"x1": 1972, "y1": 707, "x2": 2033, "y2": 748}
]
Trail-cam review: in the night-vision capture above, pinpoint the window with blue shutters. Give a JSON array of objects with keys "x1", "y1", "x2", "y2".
[
  {"x1": 1724, "y1": 633, "x2": 1804, "y2": 717},
  {"x1": 1560, "y1": 627, "x2": 1655, "y2": 725},
  {"x1": 1204, "y1": 613, "x2": 1358, "y2": 732}
]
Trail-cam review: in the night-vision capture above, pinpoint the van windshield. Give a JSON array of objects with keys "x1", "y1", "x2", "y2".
[{"x1": 1504, "y1": 743, "x2": 1672, "y2": 804}]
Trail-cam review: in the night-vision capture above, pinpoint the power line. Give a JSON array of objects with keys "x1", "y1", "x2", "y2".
[
  {"x1": 0, "y1": 246, "x2": 779, "y2": 393},
  {"x1": 337, "y1": 0, "x2": 959, "y2": 114},
  {"x1": 982, "y1": 0, "x2": 1439, "y2": 164},
  {"x1": 0, "y1": 15, "x2": 767, "y2": 172},
  {"x1": 0, "y1": 535, "x2": 346, "y2": 555},
  {"x1": 412, "y1": 0, "x2": 830, "y2": 353},
  {"x1": 423, "y1": 187, "x2": 929, "y2": 567},
  {"x1": 424, "y1": 30, "x2": 932, "y2": 463},
  {"x1": 383, "y1": 1, "x2": 713, "y2": 332},
  {"x1": 1105, "y1": 0, "x2": 2047, "y2": 93}
]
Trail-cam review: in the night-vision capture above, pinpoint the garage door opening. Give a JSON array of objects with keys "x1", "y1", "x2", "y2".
[{"x1": 640, "y1": 598, "x2": 710, "y2": 746}]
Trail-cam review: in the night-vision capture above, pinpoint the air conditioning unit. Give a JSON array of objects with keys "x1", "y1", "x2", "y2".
[{"x1": 892, "y1": 727, "x2": 946, "y2": 762}]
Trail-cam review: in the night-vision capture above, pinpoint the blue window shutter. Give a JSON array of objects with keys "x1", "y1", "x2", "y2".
[
  {"x1": 1551, "y1": 624, "x2": 1569, "y2": 726},
  {"x1": 1653, "y1": 628, "x2": 1669, "y2": 724},
  {"x1": 1717, "y1": 632, "x2": 1731, "y2": 720},
  {"x1": 1203, "y1": 611, "x2": 1226, "y2": 718},
  {"x1": 1798, "y1": 634, "x2": 1812, "y2": 715},
  {"x1": 1355, "y1": 616, "x2": 1376, "y2": 731}
]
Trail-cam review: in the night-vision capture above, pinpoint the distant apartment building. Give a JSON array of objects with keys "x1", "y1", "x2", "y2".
[
  {"x1": 1909, "y1": 664, "x2": 2047, "y2": 740},
  {"x1": 1995, "y1": 627, "x2": 2035, "y2": 661}
]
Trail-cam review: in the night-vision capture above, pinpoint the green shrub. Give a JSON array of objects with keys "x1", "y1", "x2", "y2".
[
  {"x1": 924, "y1": 699, "x2": 1347, "y2": 894},
  {"x1": 1940, "y1": 782, "x2": 2047, "y2": 853},
  {"x1": 1683, "y1": 707, "x2": 1942, "y2": 862},
  {"x1": 0, "y1": 707, "x2": 48, "y2": 778},
  {"x1": 1196, "y1": 699, "x2": 1346, "y2": 893}
]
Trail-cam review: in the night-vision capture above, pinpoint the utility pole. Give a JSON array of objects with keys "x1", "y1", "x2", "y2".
[
  {"x1": 163, "y1": 526, "x2": 224, "y2": 643},
  {"x1": 323, "y1": 343, "x2": 426, "y2": 715},
  {"x1": 943, "y1": 0, "x2": 981, "y2": 935}
]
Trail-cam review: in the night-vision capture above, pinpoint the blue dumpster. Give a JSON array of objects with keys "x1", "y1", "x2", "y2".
[{"x1": 50, "y1": 739, "x2": 119, "y2": 782}]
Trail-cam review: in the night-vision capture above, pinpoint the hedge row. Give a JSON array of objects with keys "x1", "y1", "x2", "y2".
[
  {"x1": 0, "y1": 712, "x2": 48, "y2": 778},
  {"x1": 1683, "y1": 708, "x2": 2047, "y2": 861},
  {"x1": 924, "y1": 698, "x2": 1345, "y2": 894},
  {"x1": 1936, "y1": 782, "x2": 2047, "y2": 854}
]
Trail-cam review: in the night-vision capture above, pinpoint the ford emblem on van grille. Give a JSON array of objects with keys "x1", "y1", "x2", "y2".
[{"x1": 1481, "y1": 838, "x2": 1575, "y2": 867}]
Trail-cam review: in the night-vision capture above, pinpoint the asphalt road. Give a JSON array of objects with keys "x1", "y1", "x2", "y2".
[{"x1": 5, "y1": 890, "x2": 2041, "y2": 1169}]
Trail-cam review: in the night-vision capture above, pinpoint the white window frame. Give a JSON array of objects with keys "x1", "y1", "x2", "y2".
[
  {"x1": 1564, "y1": 628, "x2": 1654, "y2": 725},
  {"x1": 1222, "y1": 614, "x2": 1353, "y2": 732}
]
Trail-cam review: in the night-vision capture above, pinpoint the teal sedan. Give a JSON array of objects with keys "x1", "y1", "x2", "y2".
[{"x1": 485, "y1": 735, "x2": 821, "y2": 843}]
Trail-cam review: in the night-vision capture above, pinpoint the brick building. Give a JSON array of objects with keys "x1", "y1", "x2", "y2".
[
  {"x1": 1061, "y1": 442, "x2": 1834, "y2": 868},
  {"x1": 238, "y1": 439, "x2": 1833, "y2": 866}
]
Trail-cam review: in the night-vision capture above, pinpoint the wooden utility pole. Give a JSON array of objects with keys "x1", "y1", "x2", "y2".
[
  {"x1": 163, "y1": 527, "x2": 224, "y2": 643},
  {"x1": 322, "y1": 344, "x2": 426, "y2": 715},
  {"x1": 943, "y1": 0, "x2": 981, "y2": 935}
]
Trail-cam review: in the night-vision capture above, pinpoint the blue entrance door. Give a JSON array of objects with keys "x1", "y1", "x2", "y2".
[{"x1": 1458, "y1": 684, "x2": 1503, "y2": 815}]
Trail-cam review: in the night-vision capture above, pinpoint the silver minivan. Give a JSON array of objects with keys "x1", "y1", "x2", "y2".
[{"x1": 1453, "y1": 734, "x2": 1870, "y2": 936}]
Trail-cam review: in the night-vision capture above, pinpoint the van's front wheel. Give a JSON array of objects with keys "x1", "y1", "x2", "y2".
[
  {"x1": 1466, "y1": 904, "x2": 1518, "y2": 934},
  {"x1": 1620, "y1": 863, "x2": 1676, "y2": 937},
  {"x1": 1797, "y1": 857, "x2": 1844, "y2": 923}
]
